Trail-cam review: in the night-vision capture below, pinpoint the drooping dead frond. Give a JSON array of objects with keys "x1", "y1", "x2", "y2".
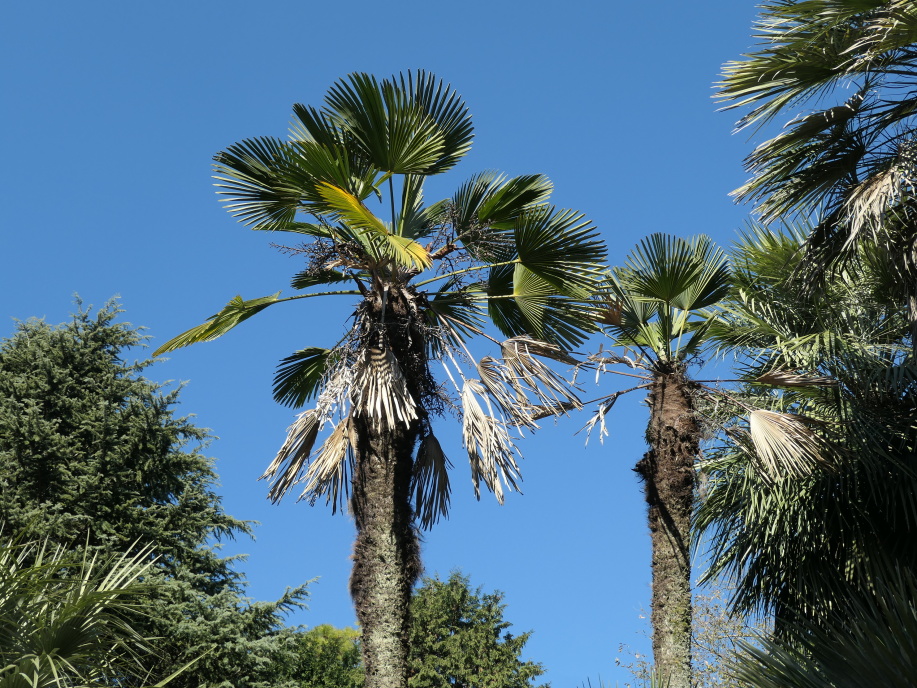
[
  {"x1": 475, "y1": 356, "x2": 539, "y2": 429},
  {"x1": 527, "y1": 401, "x2": 580, "y2": 421},
  {"x1": 461, "y1": 380, "x2": 522, "y2": 504},
  {"x1": 500, "y1": 336, "x2": 582, "y2": 409},
  {"x1": 297, "y1": 416, "x2": 354, "y2": 512},
  {"x1": 262, "y1": 410, "x2": 321, "y2": 503},
  {"x1": 353, "y1": 346, "x2": 418, "y2": 429},
  {"x1": 502, "y1": 335, "x2": 579, "y2": 364},
  {"x1": 748, "y1": 409, "x2": 835, "y2": 480},
  {"x1": 412, "y1": 433, "x2": 452, "y2": 530},
  {"x1": 578, "y1": 393, "x2": 622, "y2": 445},
  {"x1": 843, "y1": 163, "x2": 911, "y2": 245},
  {"x1": 755, "y1": 369, "x2": 839, "y2": 388}
]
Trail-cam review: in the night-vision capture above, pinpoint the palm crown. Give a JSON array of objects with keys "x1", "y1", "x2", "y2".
[{"x1": 155, "y1": 71, "x2": 606, "y2": 525}]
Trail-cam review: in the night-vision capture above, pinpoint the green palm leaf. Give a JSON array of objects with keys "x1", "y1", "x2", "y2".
[
  {"x1": 514, "y1": 207, "x2": 606, "y2": 294},
  {"x1": 273, "y1": 348, "x2": 339, "y2": 408},
  {"x1": 324, "y1": 73, "x2": 449, "y2": 175}
]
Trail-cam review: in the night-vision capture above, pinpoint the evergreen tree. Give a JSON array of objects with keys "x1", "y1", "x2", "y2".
[
  {"x1": 407, "y1": 572, "x2": 547, "y2": 688},
  {"x1": 0, "y1": 301, "x2": 308, "y2": 687}
]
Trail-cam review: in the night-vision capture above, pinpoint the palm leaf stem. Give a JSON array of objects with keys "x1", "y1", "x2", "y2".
[{"x1": 412, "y1": 259, "x2": 521, "y2": 288}]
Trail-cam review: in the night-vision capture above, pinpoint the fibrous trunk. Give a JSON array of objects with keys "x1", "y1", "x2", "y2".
[
  {"x1": 636, "y1": 366, "x2": 697, "y2": 688},
  {"x1": 349, "y1": 288, "x2": 424, "y2": 688}
]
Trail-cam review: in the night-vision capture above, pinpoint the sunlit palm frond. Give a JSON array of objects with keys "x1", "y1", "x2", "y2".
[
  {"x1": 153, "y1": 293, "x2": 281, "y2": 355},
  {"x1": 353, "y1": 347, "x2": 419, "y2": 430},
  {"x1": 323, "y1": 73, "x2": 449, "y2": 176},
  {"x1": 514, "y1": 207, "x2": 607, "y2": 294},
  {"x1": 747, "y1": 409, "x2": 836, "y2": 481},
  {"x1": 461, "y1": 380, "x2": 522, "y2": 504},
  {"x1": 297, "y1": 416, "x2": 354, "y2": 512},
  {"x1": 316, "y1": 182, "x2": 432, "y2": 269},
  {"x1": 474, "y1": 356, "x2": 537, "y2": 428},
  {"x1": 262, "y1": 410, "x2": 321, "y2": 503},
  {"x1": 412, "y1": 433, "x2": 452, "y2": 530}
]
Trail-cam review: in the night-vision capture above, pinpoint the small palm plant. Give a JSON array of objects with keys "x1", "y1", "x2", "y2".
[
  {"x1": 0, "y1": 538, "x2": 183, "y2": 688},
  {"x1": 155, "y1": 71, "x2": 606, "y2": 688}
]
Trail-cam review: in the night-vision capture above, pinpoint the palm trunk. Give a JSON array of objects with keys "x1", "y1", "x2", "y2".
[
  {"x1": 350, "y1": 414, "x2": 421, "y2": 688},
  {"x1": 635, "y1": 365, "x2": 697, "y2": 688},
  {"x1": 349, "y1": 288, "x2": 425, "y2": 688}
]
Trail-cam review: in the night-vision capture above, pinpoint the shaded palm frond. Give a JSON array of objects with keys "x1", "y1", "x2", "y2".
[
  {"x1": 412, "y1": 433, "x2": 452, "y2": 530},
  {"x1": 352, "y1": 347, "x2": 419, "y2": 429},
  {"x1": 461, "y1": 380, "x2": 522, "y2": 504},
  {"x1": 273, "y1": 347, "x2": 340, "y2": 408}
]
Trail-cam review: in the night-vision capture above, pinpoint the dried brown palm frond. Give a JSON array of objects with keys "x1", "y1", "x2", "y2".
[
  {"x1": 500, "y1": 337, "x2": 582, "y2": 409},
  {"x1": 843, "y1": 164, "x2": 909, "y2": 244},
  {"x1": 263, "y1": 409, "x2": 321, "y2": 503},
  {"x1": 527, "y1": 401, "x2": 580, "y2": 421},
  {"x1": 461, "y1": 379, "x2": 522, "y2": 504},
  {"x1": 502, "y1": 335, "x2": 579, "y2": 364},
  {"x1": 475, "y1": 356, "x2": 539, "y2": 429},
  {"x1": 748, "y1": 409, "x2": 836, "y2": 481},
  {"x1": 298, "y1": 415, "x2": 354, "y2": 511},
  {"x1": 596, "y1": 297, "x2": 623, "y2": 326},
  {"x1": 412, "y1": 433, "x2": 452, "y2": 530},
  {"x1": 352, "y1": 346, "x2": 418, "y2": 429},
  {"x1": 755, "y1": 369, "x2": 839, "y2": 388},
  {"x1": 578, "y1": 393, "x2": 622, "y2": 445}
]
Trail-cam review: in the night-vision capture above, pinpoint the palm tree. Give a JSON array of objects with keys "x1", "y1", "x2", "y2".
[
  {"x1": 586, "y1": 234, "x2": 731, "y2": 688},
  {"x1": 154, "y1": 71, "x2": 606, "y2": 688},
  {"x1": 718, "y1": 0, "x2": 917, "y2": 341},
  {"x1": 696, "y1": 225, "x2": 916, "y2": 633}
]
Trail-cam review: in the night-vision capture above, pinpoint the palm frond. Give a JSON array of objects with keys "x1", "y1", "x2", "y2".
[
  {"x1": 153, "y1": 293, "x2": 282, "y2": 355},
  {"x1": 262, "y1": 410, "x2": 321, "y2": 503},
  {"x1": 316, "y1": 181, "x2": 431, "y2": 269},
  {"x1": 296, "y1": 416, "x2": 354, "y2": 512},
  {"x1": 500, "y1": 336, "x2": 583, "y2": 410},
  {"x1": 323, "y1": 73, "x2": 448, "y2": 175},
  {"x1": 273, "y1": 347, "x2": 340, "y2": 408},
  {"x1": 514, "y1": 206, "x2": 607, "y2": 294},
  {"x1": 755, "y1": 369, "x2": 838, "y2": 388},
  {"x1": 747, "y1": 409, "x2": 835, "y2": 481},
  {"x1": 461, "y1": 380, "x2": 522, "y2": 504},
  {"x1": 412, "y1": 433, "x2": 452, "y2": 530},
  {"x1": 352, "y1": 347, "x2": 419, "y2": 429}
]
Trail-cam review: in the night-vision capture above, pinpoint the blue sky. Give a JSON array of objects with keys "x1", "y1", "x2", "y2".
[{"x1": 4, "y1": 2, "x2": 763, "y2": 685}]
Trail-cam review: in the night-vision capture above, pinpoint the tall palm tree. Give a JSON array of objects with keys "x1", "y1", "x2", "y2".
[
  {"x1": 586, "y1": 234, "x2": 731, "y2": 688},
  {"x1": 154, "y1": 71, "x2": 606, "y2": 688},
  {"x1": 696, "y1": 225, "x2": 916, "y2": 633},
  {"x1": 718, "y1": 0, "x2": 917, "y2": 340}
]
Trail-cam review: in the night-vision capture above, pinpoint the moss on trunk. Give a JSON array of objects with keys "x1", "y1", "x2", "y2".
[{"x1": 636, "y1": 365, "x2": 698, "y2": 688}]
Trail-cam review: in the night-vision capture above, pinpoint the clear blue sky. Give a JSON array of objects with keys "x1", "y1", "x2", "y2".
[{"x1": 3, "y1": 2, "x2": 763, "y2": 685}]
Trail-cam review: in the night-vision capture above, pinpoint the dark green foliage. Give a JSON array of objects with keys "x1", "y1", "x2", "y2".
[
  {"x1": 699, "y1": 228, "x2": 917, "y2": 630},
  {"x1": 0, "y1": 301, "x2": 308, "y2": 687},
  {"x1": 407, "y1": 572, "x2": 547, "y2": 688}
]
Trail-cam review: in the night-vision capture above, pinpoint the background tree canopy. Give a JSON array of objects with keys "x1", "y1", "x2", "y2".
[{"x1": 0, "y1": 301, "x2": 309, "y2": 687}]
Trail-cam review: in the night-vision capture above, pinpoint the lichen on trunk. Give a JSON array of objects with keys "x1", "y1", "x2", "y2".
[{"x1": 636, "y1": 365, "x2": 698, "y2": 688}]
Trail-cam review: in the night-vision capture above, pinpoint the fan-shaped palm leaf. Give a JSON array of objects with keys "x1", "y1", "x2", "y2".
[{"x1": 412, "y1": 433, "x2": 452, "y2": 529}]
